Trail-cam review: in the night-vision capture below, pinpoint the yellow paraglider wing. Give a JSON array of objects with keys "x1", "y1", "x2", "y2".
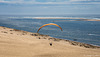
[{"x1": 37, "y1": 23, "x2": 63, "y2": 33}]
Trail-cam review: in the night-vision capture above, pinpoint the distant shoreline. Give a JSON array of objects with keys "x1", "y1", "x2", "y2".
[
  {"x1": 32, "y1": 17, "x2": 85, "y2": 19},
  {"x1": 8, "y1": 17, "x2": 100, "y2": 21},
  {"x1": 32, "y1": 17, "x2": 100, "y2": 21}
]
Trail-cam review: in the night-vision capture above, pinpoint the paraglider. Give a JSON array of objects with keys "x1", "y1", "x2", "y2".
[{"x1": 37, "y1": 23, "x2": 63, "y2": 33}]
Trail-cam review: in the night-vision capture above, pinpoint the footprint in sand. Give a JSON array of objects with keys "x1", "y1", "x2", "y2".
[
  {"x1": 10, "y1": 33, "x2": 13, "y2": 34},
  {"x1": 3, "y1": 31, "x2": 7, "y2": 33},
  {"x1": 30, "y1": 34, "x2": 38, "y2": 36},
  {"x1": 3, "y1": 28, "x2": 6, "y2": 29},
  {"x1": 10, "y1": 30, "x2": 13, "y2": 31}
]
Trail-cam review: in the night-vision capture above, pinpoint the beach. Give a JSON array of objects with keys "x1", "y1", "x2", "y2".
[{"x1": 0, "y1": 26, "x2": 100, "y2": 57}]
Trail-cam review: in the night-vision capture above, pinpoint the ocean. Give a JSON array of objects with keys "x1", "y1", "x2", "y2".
[{"x1": 0, "y1": 14, "x2": 100, "y2": 46}]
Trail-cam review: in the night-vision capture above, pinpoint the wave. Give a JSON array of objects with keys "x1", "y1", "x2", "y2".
[
  {"x1": 8, "y1": 16, "x2": 86, "y2": 19},
  {"x1": 88, "y1": 34, "x2": 100, "y2": 36},
  {"x1": 7, "y1": 16, "x2": 100, "y2": 20}
]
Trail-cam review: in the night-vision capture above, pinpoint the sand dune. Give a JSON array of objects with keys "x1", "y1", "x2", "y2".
[{"x1": 0, "y1": 26, "x2": 100, "y2": 57}]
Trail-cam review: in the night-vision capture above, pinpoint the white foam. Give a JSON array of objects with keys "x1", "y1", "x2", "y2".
[
  {"x1": 8, "y1": 17, "x2": 84, "y2": 19},
  {"x1": 88, "y1": 34, "x2": 100, "y2": 36},
  {"x1": 8, "y1": 17, "x2": 100, "y2": 21}
]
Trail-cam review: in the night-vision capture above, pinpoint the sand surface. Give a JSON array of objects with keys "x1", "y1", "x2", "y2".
[{"x1": 0, "y1": 26, "x2": 100, "y2": 57}]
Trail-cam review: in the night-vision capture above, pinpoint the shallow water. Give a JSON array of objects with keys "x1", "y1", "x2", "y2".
[{"x1": 0, "y1": 15, "x2": 100, "y2": 46}]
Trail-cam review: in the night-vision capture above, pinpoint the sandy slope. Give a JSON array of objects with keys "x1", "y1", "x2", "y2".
[{"x1": 0, "y1": 26, "x2": 100, "y2": 57}]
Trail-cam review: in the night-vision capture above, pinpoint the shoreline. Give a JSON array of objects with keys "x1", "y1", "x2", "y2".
[
  {"x1": 0, "y1": 26, "x2": 100, "y2": 49},
  {"x1": 32, "y1": 17, "x2": 100, "y2": 21},
  {"x1": 9, "y1": 17, "x2": 100, "y2": 21},
  {"x1": 31, "y1": 17, "x2": 100, "y2": 21},
  {"x1": 53, "y1": 19, "x2": 100, "y2": 22},
  {"x1": 32, "y1": 17, "x2": 85, "y2": 19}
]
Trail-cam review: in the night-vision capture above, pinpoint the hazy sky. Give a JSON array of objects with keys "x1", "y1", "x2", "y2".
[{"x1": 0, "y1": 0, "x2": 100, "y2": 15}]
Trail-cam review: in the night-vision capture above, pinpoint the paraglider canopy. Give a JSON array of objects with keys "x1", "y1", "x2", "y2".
[{"x1": 37, "y1": 23, "x2": 63, "y2": 33}]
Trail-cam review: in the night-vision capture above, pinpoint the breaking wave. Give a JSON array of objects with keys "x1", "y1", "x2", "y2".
[{"x1": 88, "y1": 34, "x2": 100, "y2": 36}]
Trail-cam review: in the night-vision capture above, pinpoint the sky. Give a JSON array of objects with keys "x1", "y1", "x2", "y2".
[{"x1": 0, "y1": 0, "x2": 100, "y2": 15}]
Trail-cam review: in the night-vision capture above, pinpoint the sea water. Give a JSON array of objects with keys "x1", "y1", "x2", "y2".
[{"x1": 0, "y1": 14, "x2": 100, "y2": 46}]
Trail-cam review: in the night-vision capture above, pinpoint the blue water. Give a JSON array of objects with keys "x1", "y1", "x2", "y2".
[{"x1": 0, "y1": 15, "x2": 100, "y2": 46}]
